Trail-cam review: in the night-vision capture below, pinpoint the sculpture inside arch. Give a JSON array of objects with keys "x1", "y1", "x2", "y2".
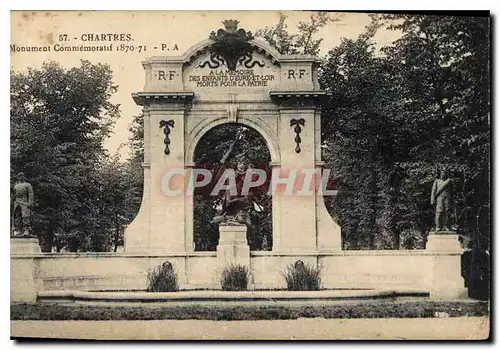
[{"x1": 193, "y1": 123, "x2": 273, "y2": 251}]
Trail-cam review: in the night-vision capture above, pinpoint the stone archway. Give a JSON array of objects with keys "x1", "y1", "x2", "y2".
[{"x1": 124, "y1": 20, "x2": 341, "y2": 255}]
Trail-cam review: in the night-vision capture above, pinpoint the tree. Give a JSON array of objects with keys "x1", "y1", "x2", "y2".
[
  {"x1": 319, "y1": 26, "x2": 402, "y2": 249},
  {"x1": 11, "y1": 60, "x2": 120, "y2": 251},
  {"x1": 94, "y1": 152, "x2": 140, "y2": 252},
  {"x1": 319, "y1": 14, "x2": 490, "y2": 251},
  {"x1": 128, "y1": 113, "x2": 144, "y2": 175},
  {"x1": 126, "y1": 113, "x2": 145, "y2": 224},
  {"x1": 255, "y1": 12, "x2": 337, "y2": 55},
  {"x1": 378, "y1": 14, "x2": 490, "y2": 250},
  {"x1": 255, "y1": 14, "x2": 299, "y2": 55}
]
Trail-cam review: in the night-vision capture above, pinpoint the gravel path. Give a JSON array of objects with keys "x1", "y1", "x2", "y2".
[{"x1": 11, "y1": 317, "x2": 489, "y2": 340}]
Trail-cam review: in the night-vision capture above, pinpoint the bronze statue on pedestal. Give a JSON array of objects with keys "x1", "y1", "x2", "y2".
[{"x1": 431, "y1": 168, "x2": 453, "y2": 232}]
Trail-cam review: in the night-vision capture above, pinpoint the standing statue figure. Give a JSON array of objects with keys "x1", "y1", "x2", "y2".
[
  {"x1": 431, "y1": 168, "x2": 453, "y2": 232},
  {"x1": 12, "y1": 172, "x2": 34, "y2": 236}
]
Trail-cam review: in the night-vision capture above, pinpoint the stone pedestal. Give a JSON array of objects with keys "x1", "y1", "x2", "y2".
[
  {"x1": 216, "y1": 224, "x2": 252, "y2": 288},
  {"x1": 11, "y1": 236, "x2": 41, "y2": 303},
  {"x1": 11, "y1": 236, "x2": 42, "y2": 254},
  {"x1": 426, "y1": 233, "x2": 467, "y2": 300},
  {"x1": 217, "y1": 224, "x2": 250, "y2": 267}
]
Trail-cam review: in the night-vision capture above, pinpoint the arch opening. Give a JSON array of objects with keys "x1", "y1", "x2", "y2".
[
  {"x1": 192, "y1": 123, "x2": 272, "y2": 251},
  {"x1": 186, "y1": 116, "x2": 280, "y2": 165}
]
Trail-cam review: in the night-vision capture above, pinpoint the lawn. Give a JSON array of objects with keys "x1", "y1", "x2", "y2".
[{"x1": 11, "y1": 300, "x2": 489, "y2": 321}]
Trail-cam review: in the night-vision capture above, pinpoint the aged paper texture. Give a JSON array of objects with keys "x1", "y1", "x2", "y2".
[{"x1": 10, "y1": 10, "x2": 490, "y2": 341}]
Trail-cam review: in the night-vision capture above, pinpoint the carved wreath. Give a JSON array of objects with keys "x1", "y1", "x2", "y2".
[{"x1": 199, "y1": 20, "x2": 265, "y2": 71}]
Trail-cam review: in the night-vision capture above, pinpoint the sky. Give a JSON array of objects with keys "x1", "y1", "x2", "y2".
[{"x1": 10, "y1": 11, "x2": 402, "y2": 159}]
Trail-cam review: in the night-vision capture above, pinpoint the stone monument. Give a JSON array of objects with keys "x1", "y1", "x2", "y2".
[
  {"x1": 124, "y1": 19, "x2": 342, "y2": 254},
  {"x1": 427, "y1": 166, "x2": 459, "y2": 248},
  {"x1": 425, "y1": 167, "x2": 466, "y2": 299},
  {"x1": 11, "y1": 172, "x2": 40, "y2": 303}
]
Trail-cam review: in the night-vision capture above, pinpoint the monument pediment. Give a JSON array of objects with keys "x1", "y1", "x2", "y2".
[{"x1": 139, "y1": 20, "x2": 321, "y2": 98}]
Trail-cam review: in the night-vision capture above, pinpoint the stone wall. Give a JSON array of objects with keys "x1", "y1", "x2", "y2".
[{"x1": 11, "y1": 249, "x2": 455, "y2": 299}]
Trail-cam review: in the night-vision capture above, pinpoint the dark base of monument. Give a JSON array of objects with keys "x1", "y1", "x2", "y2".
[
  {"x1": 428, "y1": 230, "x2": 456, "y2": 236},
  {"x1": 11, "y1": 234, "x2": 38, "y2": 239}
]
